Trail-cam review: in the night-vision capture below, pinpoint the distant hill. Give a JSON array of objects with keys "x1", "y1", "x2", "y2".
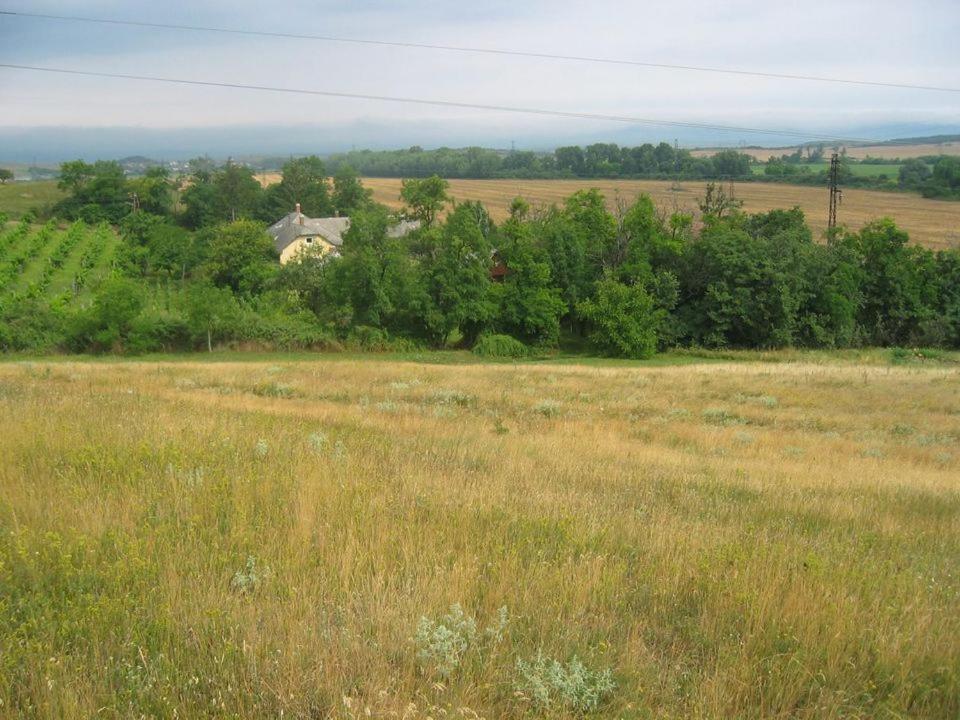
[{"x1": 873, "y1": 134, "x2": 960, "y2": 146}]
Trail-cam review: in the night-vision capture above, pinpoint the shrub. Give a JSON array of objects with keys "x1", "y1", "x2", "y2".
[
  {"x1": 577, "y1": 279, "x2": 661, "y2": 359},
  {"x1": 514, "y1": 651, "x2": 615, "y2": 712},
  {"x1": 473, "y1": 333, "x2": 530, "y2": 358}
]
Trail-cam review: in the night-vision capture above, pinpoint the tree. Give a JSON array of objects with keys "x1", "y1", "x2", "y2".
[
  {"x1": 492, "y1": 213, "x2": 565, "y2": 345},
  {"x1": 202, "y1": 220, "x2": 278, "y2": 295},
  {"x1": 184, "y1": 282, "x2": 240, "y2": 352},
  {"x1": 563, "y1": 189, "x2": 617, "y2": 281},
  {"x1": 260, "y1": 155, "x2": 332, "y2": 220},
  {"x1": 180, "y1": 169, "x2": 218, "y2": 229},
  {"x1": 678, "y1": 221, "x2": 795, "y2": 348},
  {"x1": 324, "y1": 206, "x2": 420, "y2": 333},
  {"x1": 0, "y1": 168, "x2": 13, "y2": 183},
  {"x1": 128, "y1": 166, "x2": 174, "y2": 216},
  {"x1": 898, "y1": 158, "x2": 931, "y2": 189},
  {"x1": 147, "y1": 224, "x2": 198, "y2": 280},
  {"x1": 67, "y1": 277, "x2": 145, "y2": 352},
  {"x1": 400, "y1": 175, "x2": 451, "y2": 227},
  {"x1": 55, "y1": 160, "x2": 129, "y2": 222},
  {"x1": 854, "y1": 219, "x2": 939, "y2": 344},
  {"x1": 577, "y1": 278, "x2": 661, "y2": 358},
  {"x1": 554, "y1": 146, "x2": 585, "y2": 175},
  {"x1": 332, "y1": 164, "x2": 372, "y2": 216},
  {"x1": 213, "y1": 161, "x2": 262, "y2": 221},
  {"x1": 698, "y1": 182, "x2": 743, "y2": 221},
  {"x1": 711, "y1": 150, "x2": 752, "y2": 178},
  {"x1": 922, "y1": 157, "x2": 960, "y2": 198},
  {"x1": 416, "y1": 202, "x2": 497, "y2": 345}
]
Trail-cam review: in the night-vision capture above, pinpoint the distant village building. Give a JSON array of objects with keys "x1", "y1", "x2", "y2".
[{"x1": 269, "y1": 203, "x2": 419, "y2": 264}]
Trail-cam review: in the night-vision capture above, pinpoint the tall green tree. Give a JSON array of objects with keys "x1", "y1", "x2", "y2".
[
  {"x1": 400, "y1": 175, "x2": 450, "y2": 227},
  {"x1": 854, "y1": 219, "x2": 939, "y2": 345},
  {"x1": 213, "y1": 161, "x2": 262, "y2": 222},
  {"x1": 322, "y1": 206, "x2": 417, "y2": 332},
  {"x1": 416, "y1": 202, "x2": 496, "y2": 345},
  {"x1": 179, "y1": 169, "x2": 219, "y2": 229},
  {"x1": 55, "y1": 160, "x2": 129, "y2": 222},
  {"x1": 260, "y1": 156, "x2": 332, "y2": 220},
  {"x1": 492, "y1": 208, "x2": 565, "y2": 345},
  {"x1": 184, "y1": 282, "x2": 240, "y2": 352},
  {"x1": 332, "y1": 164, "x2": 372, "y2": 216},
  {"x1": 129, "y1": 166, "x2": 174, "y2": 216},
  {"x1": 202, "y1": 220, "x2": 278, "y2": 295}
]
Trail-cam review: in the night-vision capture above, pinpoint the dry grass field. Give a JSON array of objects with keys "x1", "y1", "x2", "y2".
[
  {"x1": 1, "y1": 353, "x2": 958, "y2": 718},
  {"x1": 359, "y1": 177, "x2": 960, "y2": 250},
  {"x1": 692, "y1": 141, "x2": 960, "y2": 161}
]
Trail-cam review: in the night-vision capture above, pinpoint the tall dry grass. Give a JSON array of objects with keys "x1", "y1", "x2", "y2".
[{"x1": 0, "y1": 356, "x2": 957, "y2": 718}]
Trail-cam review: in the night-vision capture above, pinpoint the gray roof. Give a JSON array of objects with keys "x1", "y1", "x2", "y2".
[
  {"x1": 268, "y1": 212, "x2": 351, "y2": 254},
  {"x1": 268, "y1": 211, "x2": 420, "y2": 256}
]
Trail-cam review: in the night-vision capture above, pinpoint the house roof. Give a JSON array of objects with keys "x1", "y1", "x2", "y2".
[
  {"x1": 268, "y1": 212, "x2": 351, "y2": 254},
  {"x1": 268, "y1": 210, "x2": 421, "y2": 256}
]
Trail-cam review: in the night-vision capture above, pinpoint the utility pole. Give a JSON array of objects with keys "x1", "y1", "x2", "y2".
[{"x1": 828, "y1": 152, "x2": 842, "y2": 231}]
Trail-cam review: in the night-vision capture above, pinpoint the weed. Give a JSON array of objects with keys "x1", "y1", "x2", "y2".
[
  {"x1": 414, "y1": 604, "x2": 478, "y2": 677},
  {"x1": 254, "y1": 438, "x2": 269, "y2": 459},
  {"x1": 533, "y1": 400, "x2": 562, "y2": 418},
  {"x1": 307, "y1": 431, "x2": 328, "y2": 453},
  {"x1": 702, "y1": 407, "x2": 745, "y2": 426},
  {"x1": 514, "y1": 651, "x2": 615, "y2": 713},
  {"x1": 413, "y1": 604, "x2": 509, "y2": 677},
  {"x1": 251, "y1": 381, "x2": 297, "y2": 398},
  {"x1": 891, "y1": 423, "x2": 915, "y2": 437},
  {"x1": 429, "y1": 389, "x2": 476, "y2": 408},
  {"x1": 230, "y1": 556, "x2": 266, "y2": 594}
]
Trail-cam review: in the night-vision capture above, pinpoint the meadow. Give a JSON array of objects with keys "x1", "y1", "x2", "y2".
[
  {"x1": 0, "y1": 181, "x2": 63, "y2": 220},
  {"x1": 1, "y1": 352, "x2": 957, "y2": 718},
  {"x1": 360, "y1": 177, "x2": 960, "y2": 250}
]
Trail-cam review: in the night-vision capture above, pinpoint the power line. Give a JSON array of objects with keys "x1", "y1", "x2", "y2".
[
  {"x1": 2, "y1": 9, "x2": 958, "y2": 94},
  {"x1": 0, "y1": 63, "x2": 876, "y2": 143}
]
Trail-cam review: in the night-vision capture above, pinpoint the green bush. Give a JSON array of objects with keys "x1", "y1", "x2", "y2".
[
  {"x1": 577, "y1": 279, "x2": 660, "y2": 358},
  {"x1": 472, "y1": 333, "x2": 530, "y2": 358}
]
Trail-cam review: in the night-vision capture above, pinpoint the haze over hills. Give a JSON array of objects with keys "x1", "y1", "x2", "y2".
[{"x1": 2, "y1": 121, "x2": 959, "y2": 165}]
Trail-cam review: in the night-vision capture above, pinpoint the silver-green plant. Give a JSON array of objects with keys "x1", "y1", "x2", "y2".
[
  {"x1": 230, "y1": 556, "x2": 265, "y2": 594},
  {"x1": 414, "y1": 604, "x2": 509, "y2": 677},
  {"x1": 514, "y1": 650, "x2": 615, "y2": 713}
]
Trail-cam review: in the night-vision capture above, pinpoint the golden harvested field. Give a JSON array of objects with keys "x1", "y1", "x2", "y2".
[
  {"x1": 361, "y1": 177, "x2": 960, "y2": 250},
  {"x1": 692, "y1": 141, "x2": 960, "y2": 161},
  {"x1": 1, "y1": 354, "x2": 958, "y2": 718}
]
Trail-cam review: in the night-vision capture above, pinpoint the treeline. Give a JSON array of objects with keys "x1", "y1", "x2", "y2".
[
  {"x1": 325, "y1": 144, "x2": 751, "y2": 180},
  {"x1": 50, "y1": 155, "x2": 371, "y2": 227},
  {"x1": 5, "y1": 172, "x2": 959, "y2": 356},
  {"x1": 325, "y1": 144, "x2": 960, "y2": 196}
]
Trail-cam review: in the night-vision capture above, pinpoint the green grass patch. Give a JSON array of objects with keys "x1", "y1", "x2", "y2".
[{"x1": 0, "y1": 180, "x2": 64, "y2": 220}]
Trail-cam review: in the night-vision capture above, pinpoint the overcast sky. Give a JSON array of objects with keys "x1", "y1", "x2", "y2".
[{"x1": 1, "y1": 0, "x2": 959, "y2": 154}]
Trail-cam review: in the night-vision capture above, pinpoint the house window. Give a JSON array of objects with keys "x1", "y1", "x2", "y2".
[{"x1": 305, "y1": 237, "x2": 313, "y2": 244}]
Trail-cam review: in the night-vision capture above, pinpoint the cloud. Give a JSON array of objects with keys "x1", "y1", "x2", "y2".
[{"x1": 1, "y1": 0, "x2": 958, "y2": 151}]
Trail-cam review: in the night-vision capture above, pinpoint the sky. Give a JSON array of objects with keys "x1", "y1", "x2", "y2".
[{"x1": 1, "y1": 0, "x2": 959, "y2": 159}]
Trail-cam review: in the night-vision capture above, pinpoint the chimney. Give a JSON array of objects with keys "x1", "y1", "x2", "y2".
[{"x1": 295, "y1": 202, "x2": 302, "y2": 225}]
